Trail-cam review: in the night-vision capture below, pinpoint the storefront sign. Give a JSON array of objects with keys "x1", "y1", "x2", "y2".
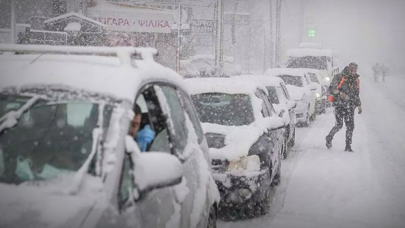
[{"x1": 88, "y1": 9, "x2": 175, "y2": 33}]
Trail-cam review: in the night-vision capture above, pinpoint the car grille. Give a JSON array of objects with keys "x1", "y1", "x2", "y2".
[
  {"x1": 205, "y1": 133, "x2": 226, "y2": 149},
  {"x1": 211, "y1": 159, "x2": 229, "y2": 172}
]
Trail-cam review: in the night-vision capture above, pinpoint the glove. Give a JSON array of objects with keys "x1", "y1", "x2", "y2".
[{"x1": 135, "y1": 125, "x2": 155, "y2": 152}]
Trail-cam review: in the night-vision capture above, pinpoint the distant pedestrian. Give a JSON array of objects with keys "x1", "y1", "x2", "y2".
[
  {"x1": 326, "y1": 62, "x2": 362, "y2": 152},
  {"x1": 372, "y1": 63, "x2": 380, "y2": 82},
  {"x1": 381, "y1": 64, "x2": 389, "y2": 82}
]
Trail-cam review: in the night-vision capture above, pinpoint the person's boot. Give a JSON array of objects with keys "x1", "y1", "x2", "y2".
[
  {"x1": 325, "y1": 135, "x2": 333, "y2": 149},
  {"x1": 345, "y1": 145, "x2": 354, "y2": 152}
]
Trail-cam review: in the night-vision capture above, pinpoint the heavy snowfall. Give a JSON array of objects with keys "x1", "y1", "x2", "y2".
[{"x1": 0, "y1": 0, "x2": 405, "y2": 228}]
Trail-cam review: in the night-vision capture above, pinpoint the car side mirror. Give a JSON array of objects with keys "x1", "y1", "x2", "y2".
[
  {"x1": 133, "y1": 152, "x2": 183, "y2": 196},
  {"x1": 125, "y1": 136, "x2": 183, "y2": 196},
  {"x1": 287, "y1": 100, "x2": 297, "y2": 110},
  {"x1": 268, "y1": 116, "x2": 285, "y2": 130},
  {"x1": 310, "y1": 84, "x2": 317, "y2": 91}
]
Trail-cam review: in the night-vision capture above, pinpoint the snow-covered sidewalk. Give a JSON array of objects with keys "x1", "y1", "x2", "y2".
[{"x1": 219, "y1": 71, "x2": 405, "y2": 228}]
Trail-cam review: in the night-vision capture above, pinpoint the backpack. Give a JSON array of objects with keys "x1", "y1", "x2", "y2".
[{"x1": 327, "y1": 76, "x2": 359, "y2": 102}]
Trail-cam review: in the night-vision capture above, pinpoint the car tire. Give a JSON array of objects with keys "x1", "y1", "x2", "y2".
[
  {"x1": 271, "y1": 150, "x2": 282, "y2": 186},
  {"x1": 271, "y1": 164, "x2": 281, "y2": 186},
  {"x1": 303, "y1": 112, "x2": 310, "y2": 127},
  {"x1": 255, "y1": 188, "x2": 271, "y2": 216},
  {"x1": 282, "y1": 138, "x2": 288, "y2": 159},
  {"x1": 289, "y1": 128, "x2": 296, "y2": 147},
  {"x1": 207, "y1": 205, "x2": 217, "y2": 228}
]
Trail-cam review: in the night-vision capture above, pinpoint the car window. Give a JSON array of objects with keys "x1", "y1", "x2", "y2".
[
  {"x1": 266, "y1": 86, "x2": 280, "y2": 104},
  {"x1": 278, "y1": 75, "x2": 303, "y2": 87},
  {"x1": 308, "y1": 73, "x2": 319, "y2": 83},
  {"x1": 275, "y1": 87, "x2": 287, "y2": 103},
  {"x1": 155, "y1": 85, "x2": 188, "y2": 154},
  {"x1": 178, "y1": 89, "x2": 204, "y2": 144},
  {"x1": 66, "y1": 103, "x2": 93, "y2": 127},
  {"x1": 192, "y1": 93, "x2": 254, "y2": 126},
  {"x1": 256, "y1": 89, "x2": 274, "y2": 117},
  {"x1": 130, "y1": 86, "x2": 172, "y2": 154}
]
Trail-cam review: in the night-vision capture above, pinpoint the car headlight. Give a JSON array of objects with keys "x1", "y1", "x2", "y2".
[
  {"x1": 227, "y1": 155, "x2": 260, "y2": 171},
  {"x1": 325, "y1": 77, "x2": 330, "y2": 82},
  {"x1": 316, "y1": 92, "x2": 321, "y2": 98}
]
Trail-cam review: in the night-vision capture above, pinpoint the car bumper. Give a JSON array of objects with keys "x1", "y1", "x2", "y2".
[
  {"x1": 213, "y1": 169, "x2": 270, "y2": 210},
  {"x1": 294, "y1": 101, "x2": 307, "y2": 123}
]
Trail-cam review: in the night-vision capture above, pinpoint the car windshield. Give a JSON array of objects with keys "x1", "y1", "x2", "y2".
[
  {"x1": 278, "y1": 75, "x2": 303, "y2": 87},
  {"x1": 286, "y1": 56, "x2": 328, "y2": 70},
  {"x1": 191, "y1": 93, "x2": 254, "y2": 126},
  {"x1": 266, "y1": 86, "x2": 280, "y2": 104},
  {"x1": 0, "y1": 94, "x2": 112, "y2": 184}
]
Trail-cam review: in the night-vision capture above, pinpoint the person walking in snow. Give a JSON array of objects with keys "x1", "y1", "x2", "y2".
[
  {"x1": 372, "y1": 63, "x2": 381, "y2": 82},
  {"x1": 325, "y1": 62, "x2": 362, "y2": 152},
  {"x1": 381, "y1": 64, "x2": 389, "y2": 82}
]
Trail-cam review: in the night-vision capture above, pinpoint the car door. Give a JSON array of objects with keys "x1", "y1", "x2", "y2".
[
  {"x1": 115, "y1": 87, "x2": 184, "y2": 228},
  {"x1": 154, "y1": 84, "x2": 211, "y2": 228},
  {"x1": 279, "y1": 83, "x2": 296, "y2": 141},
  {"x1": 256, "y1": 89, "x2": 283, "y2": 179},
  {"x1": 303, "y1": 74, "x2": 316, "y2": 115}
]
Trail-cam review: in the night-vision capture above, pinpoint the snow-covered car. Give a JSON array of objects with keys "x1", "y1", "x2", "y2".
[
  {"x1": 189, "y1": 55, "x2": 242, "y2": 77},
  {"x1": 237, "y1": 75, "x2": 297, "y2": 158},
  {"x1": 285, "y1": 43, "x2": 340, "y2": 86},
  {"x1": 185, "y1": 77, "x2": 285, "y2": 219},
  {"x1": 0, "y1": 45, "x2": 219, "y2": 228},
  {"x1": 265, "y1": 68, "x2": 318, "y2": 127},
  {"x1": 300, "y1": 68, "x2": 328, "y2": 115}
]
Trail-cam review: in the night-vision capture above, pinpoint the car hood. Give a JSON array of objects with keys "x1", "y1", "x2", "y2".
[
  {"x1": 286, "y1": 85, "x2": 305, "y2": 101},
  {"x1": 201, "y1": 118, "x2": 283, "y2": 161},
  {"x1": 0, "y1": 175, "x2": 105, "y2": 228}
]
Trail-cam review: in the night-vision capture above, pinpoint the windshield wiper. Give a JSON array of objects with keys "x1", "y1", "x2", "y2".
[
  {"x1": 0, "y1": 96, "x2": 40, "y2": 134},
  {"x1": 69, "y1": 127, "x2": 102, "y2": 195}
]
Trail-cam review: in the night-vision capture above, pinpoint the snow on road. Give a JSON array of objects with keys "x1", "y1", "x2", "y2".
[{"x1": 219, "y1": 71, "x2": 405, "y2": 228}]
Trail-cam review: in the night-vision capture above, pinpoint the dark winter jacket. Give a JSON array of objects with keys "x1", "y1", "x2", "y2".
[{"x1": 329, "y1": 67, "x2": 361, "y2": 109}]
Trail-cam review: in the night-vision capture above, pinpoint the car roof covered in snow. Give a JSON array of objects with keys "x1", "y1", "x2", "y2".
[
  {"x1": 286, "y1": 48, "x2": 334, "y2": 58},
  {"x1": 264, "y1": 68, "x2": 309, "y2": 78},
  {"x1": 185, "y1": 77, "x2": 266, "y2": 95},
  {"x1": 0, "y1": 45, "x2": 185, "y2": 103},
  {"x1": 236, "y1": 75, "x2": 286, "y2": 87}
]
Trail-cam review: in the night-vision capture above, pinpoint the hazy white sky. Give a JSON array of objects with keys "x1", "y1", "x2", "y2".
[{"x1": 279, "y1": 0, "x2": 405, "y2": 66}]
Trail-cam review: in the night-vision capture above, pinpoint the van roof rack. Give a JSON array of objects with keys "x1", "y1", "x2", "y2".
[{"x1": 0, "y1": 44, "x2": 158, "y2": 67}]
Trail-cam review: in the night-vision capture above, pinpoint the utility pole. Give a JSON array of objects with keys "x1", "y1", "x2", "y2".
[
  {"x1": 269, "y1": 0, "x2": 274, "y2": 68},
  {"x1": 10, "y1": 0, "x2": 16, "y2": 43},
  {"x1": 177, "y1": 3, "x2": 182, "y2": 72},
  {"x1": 263, "y1": 27, "x2": 266, "y2": 73},
  {"x1": 214, "y1": 0, "x2": 224, "y2": 76},
  {"x1": 275, "y1": 0, "x2": 281, "y2": 66}
]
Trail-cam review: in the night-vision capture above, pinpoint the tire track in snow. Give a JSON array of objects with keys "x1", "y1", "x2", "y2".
[{"x1": 268, "y1": 110, "x2": 336, "y2": 218}]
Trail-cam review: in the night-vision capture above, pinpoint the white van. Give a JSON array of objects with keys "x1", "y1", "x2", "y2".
[{"x1": 285, "y1": 43, "x2": 339, "y2": 86}]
